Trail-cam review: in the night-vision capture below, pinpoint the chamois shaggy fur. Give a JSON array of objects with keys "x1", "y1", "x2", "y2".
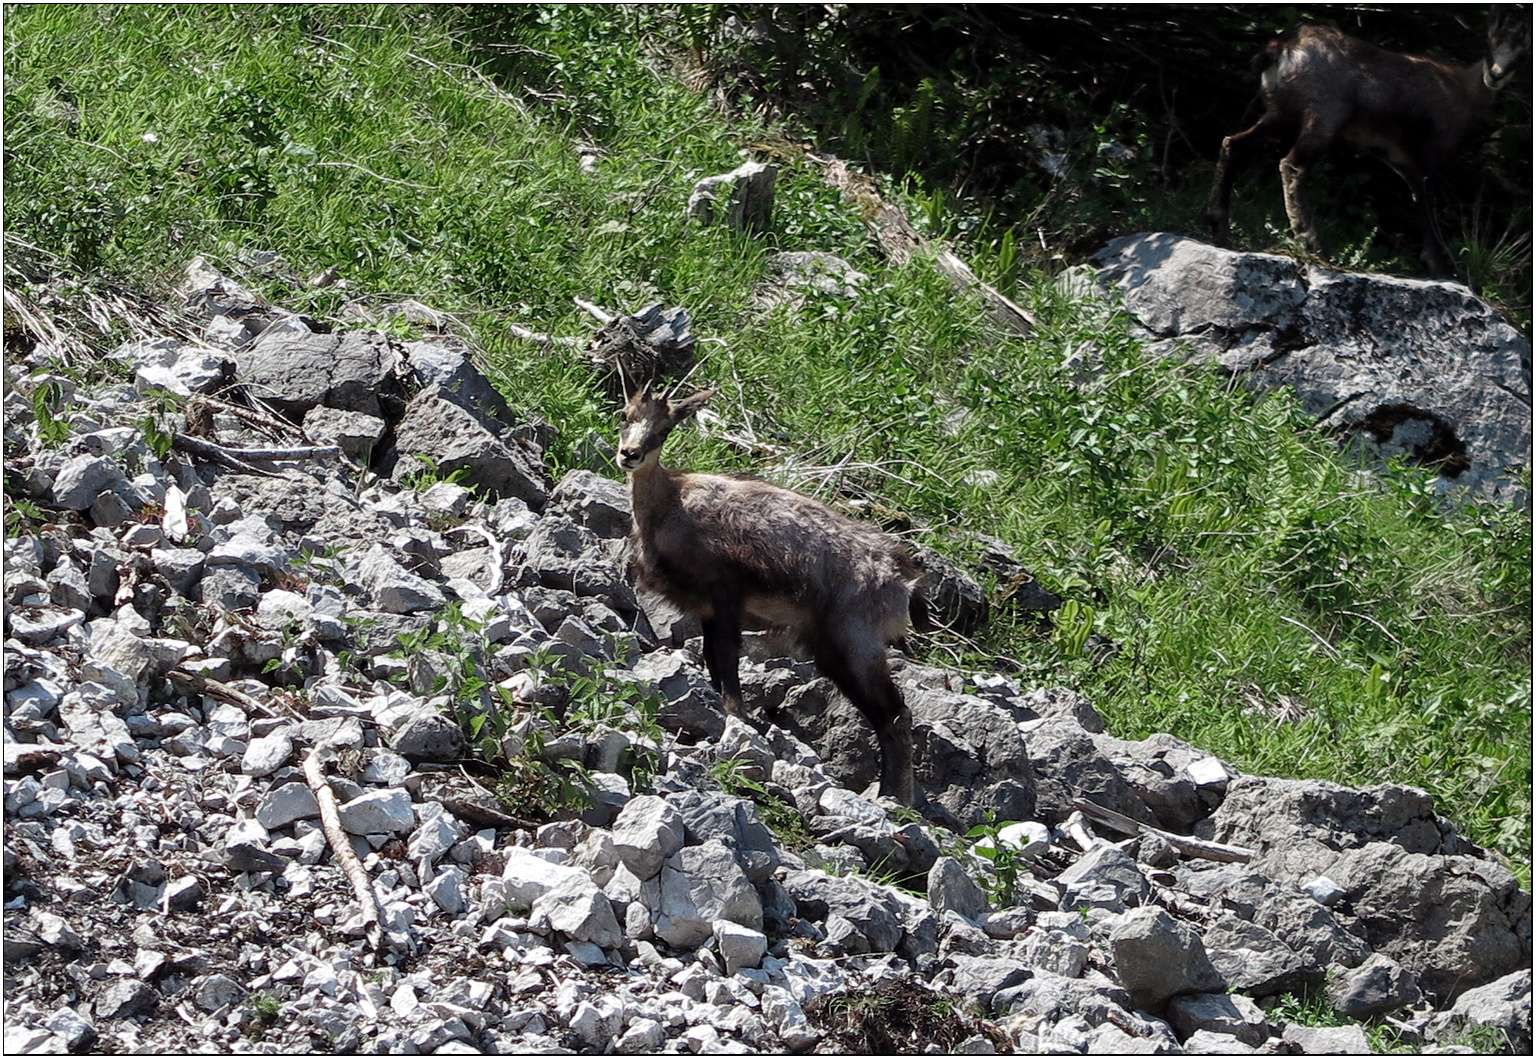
[
  {"x1": 618, "y1": 382, "x2": 922, "y2": 805},
  {"x1": 1206, "y1": 11, "x2": 1529, "y2": 278}
]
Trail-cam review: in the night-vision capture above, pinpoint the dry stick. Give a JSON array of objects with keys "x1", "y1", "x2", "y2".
[
  {"x1": 198, "y1": 394, "x2": 310, "y2": 443},
  {"x1": 573, "y1": 296, "x2": 616, "y2": 325},
  {"x1": 508, "y1": 323, "x2": 581, "y2": 347},
  {"x1": 808, "y1": 151, "x2": 1036, "y2": 337},
  {"x1": 1072, "y1": 796, "x2": 1255, "y2": 864},
  {"x1": 172, "y1": 432, "x2": 341, "y2": 475},
  {"x1": 303, "y1": 750, "x2": 383, "y2": 942},
  {"x1": 166, "y1": 668, "x2": 288, "y2": 720}
]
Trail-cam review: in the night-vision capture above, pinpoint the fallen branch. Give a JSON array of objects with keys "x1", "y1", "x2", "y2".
[
  {"x1": 1072, "y1": 796, "x2": 1255, "y2": 864},
  {"x1": 172, "y1": 432, "x2": 340, "y2": 474},
  {"x1": 573, "y1": 296, "x2": 616, "y2": 325},
  {"x1": 807, "y1": 150, "x2": 1036, "y2": 336},
  {"x1": 166, "y1": 668, "x2": 288, "y2": 719},
  {"x1": 198, "y1": 394, "x2": 311, "y2": 444},
  {"x1": 303, "y1": 750, "x2": 383, "y2": 945},
  {"x1": 509, "y1": 323, "x2": 582, "y2": 348}
]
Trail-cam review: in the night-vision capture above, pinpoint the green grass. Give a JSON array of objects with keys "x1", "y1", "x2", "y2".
[{"x1": 4, "y1": 4, "x2": 1529, "y2": 880}]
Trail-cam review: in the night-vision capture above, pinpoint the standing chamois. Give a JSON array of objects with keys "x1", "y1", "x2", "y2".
[
  {"x1": 619, "y1": 381, "x2": 923, "y2": 805},
  {"x1": 1207, "y1": 10, "x2": 1529, "y2": 278}
]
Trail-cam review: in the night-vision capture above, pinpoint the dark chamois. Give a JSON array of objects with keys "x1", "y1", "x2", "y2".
[
  {"x1": 619, "y1": 381, "x2": 922, "y2": 805},
  {"x1": 1207, "y1": 10, "x2": 1529, "y2": 277}
]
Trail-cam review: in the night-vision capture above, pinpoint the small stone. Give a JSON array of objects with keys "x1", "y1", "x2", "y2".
[
  {"x1": 162, "y1": 875, "x2": 204, "y2": 912},
  {"x1": 714, "y1": 919, "x2": 768, "y2": 976},
  {"x1": 1106, "y1": 906, "x2": 1225, "y2": 1011},
  {"x1": 193, "y1": 973, "x2": 248, "y2": 1014},
  {"x1": 1281, "y1": 1023, "x2": 1373, "y2": 1054},
  {"x1": 390, "y1": 709, "x2": 466, "y2": 763},
  {"x1": 928, "y1": 856, "x2": 990, "y2": 923},
  {"x1": 33, "y1": 911, "x2": 82, "y2": 949},
  {"x1": 1328, "y1": 952, "x2": 1421, "y2": 1019},
  {"x1": 255, "y1": 782, "x2": 321, "y2": 829},
  {"x1": 43, "y1": 1007, "x2": 96, "y2": 1051},
  {"x1": 337, "y1": 788, "x2": 416, "y2": 835},
  {"x1": 1167, "y1": 992, "x2": 1270, "y2": 1047},
  {"x1": 616, "y1": 1017, "x2": 667, "y2": 1054},
  {"x1": 1301, "y1": 875, "x2": 1346, "y2": 906},
  {"x1": 425, "y1": 867, "x2": 467, "y2": 915},
  {"x1": 241, "y1": 731, "x2": 293, "y2": 777},
  {"x1": 94, "y1": 978, "x2": 158, "y2": 1020}
]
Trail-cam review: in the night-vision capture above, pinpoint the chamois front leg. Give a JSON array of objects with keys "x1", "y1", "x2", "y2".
[
  {"x1": 1413, "y1": 172, "x2": 1455, "y2": 279},
  {"x1": 1280, "y1": 120, "x2": 1333, "y2": 254},
  {"x1": 700, "y1": 596, "x2": 746, "y2": 717}
]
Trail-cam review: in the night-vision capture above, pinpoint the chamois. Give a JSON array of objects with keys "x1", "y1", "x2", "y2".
[
  {"x1": 1206, "y1": 10, "x2": 1529, "y2": 278},
  {"x1": 619, "y1": 381, "x2": 922, "y2": 805}
]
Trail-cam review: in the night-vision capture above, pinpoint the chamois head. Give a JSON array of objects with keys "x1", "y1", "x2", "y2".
[
  {"x1": 1484, "y1": 7, "x2": 1530, "y2": 90},
  {"x1": 617, "y1": 381, "x2": 716, "y2": 473}
]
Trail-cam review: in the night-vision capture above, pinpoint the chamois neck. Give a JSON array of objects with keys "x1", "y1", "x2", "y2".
[{"x1": 626, "y1": 458, "x2": 681, "y2": 530}]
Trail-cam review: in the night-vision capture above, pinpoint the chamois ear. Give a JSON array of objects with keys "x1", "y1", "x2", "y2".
[{"x1": 668, "y1": 387, "x2": 716, "y2": 421}]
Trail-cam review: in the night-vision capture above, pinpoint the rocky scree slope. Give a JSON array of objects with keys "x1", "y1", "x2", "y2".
[{"x1": 2, "y1": 262, "x2": 1531, "y2": 1054}]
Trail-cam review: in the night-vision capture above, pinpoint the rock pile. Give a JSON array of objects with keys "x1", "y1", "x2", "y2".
[{"x1": 3, "y1": 262, "x2": 1530, "y2": 1053}]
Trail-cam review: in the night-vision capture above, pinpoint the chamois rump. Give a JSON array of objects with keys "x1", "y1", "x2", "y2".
[
  {"x1": 618, "y1": 381, "x2": 922, "y2": 805},
  {"x1": 1206, "y1": 10, "x2": 1529, "y2": 278}
]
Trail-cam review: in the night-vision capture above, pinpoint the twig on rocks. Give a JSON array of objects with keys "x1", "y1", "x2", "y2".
[
  {"x1": 172, "y1": 432, "x2": 341, "y2": 475},
  {"x1": 166, "y1": 668, "x2": 290, "y2": 720},
  {"x1": 303, "y1": 750, "x2": 384, "y2": 945},
  {"x1": 175, "y1": 433, "x2": 341, "y2": 463},
  {"x1": 198, "y1": 394, "x2": 312, "y2": 444},
  {"x1": 1072, "y1": 796, "x2": 1255, "y2": 864},
  {"x1": 444, "y1": 523, "x2": 505, "y2": 596},
  {"x1": 509, "y1": 322, "x2": 583, "y2": 347}
]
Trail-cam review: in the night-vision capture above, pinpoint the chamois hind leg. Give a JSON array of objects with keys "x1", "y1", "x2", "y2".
[
  {"x1": 701, "y1": 595, "x2": 746, "y2": 716},
  {"x1": 1207, "y1": 113, "x2": 1287, "y2": 244},
  {"x1": 1411, "y1": 171, "x2": 1455, "y2": 279},
  {"x1": 813, "y1": 627, "x2": 916, "y2": 806}
]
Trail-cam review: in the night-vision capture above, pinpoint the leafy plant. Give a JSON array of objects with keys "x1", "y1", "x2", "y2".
[
  {"x1": 711, "y1": 756, "x2": 817, "y2": 853},
  {"x1": 1264, "y1": 987, "x2": 1347, "y2": 1029},
  {"x1": 250, "y1": 991, "x2": 282, "y2": 1024},
  {"x1": 964, "y1": 814, "x2": 1028, "y2": 908},
  {"x1": 4, "y1": 496, "x2": 48, "y2": 536},
  {"x1": 30, "y1": 381, "x2": 71, "y2": 447}
]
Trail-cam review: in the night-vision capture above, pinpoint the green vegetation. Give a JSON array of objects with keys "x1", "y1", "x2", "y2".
[
  {"x1": 710, "y1": 756, "x2": 816, "y2": 854},
  {"x1": 250, "y1": 991, "x2": 283, "y2": 1024},
  {"x1": 4, "y1": 4, "x2": 1528, "y2": 878},
  {"x1": 964, "y1": 815, "x2": 1030, "y2": 908}
]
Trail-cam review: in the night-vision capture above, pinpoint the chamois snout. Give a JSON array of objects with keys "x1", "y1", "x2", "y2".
[{"x1": 616, "y1": 439, "x2": 649, "y2": 472}]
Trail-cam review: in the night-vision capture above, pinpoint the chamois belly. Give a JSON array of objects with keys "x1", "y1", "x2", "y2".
[
  {"x1": 635, "y1": 527, "x2": 817, "y2": 635},
  {"x1": 742, "y1": 593, "x2": 814, "y2": 634}
]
